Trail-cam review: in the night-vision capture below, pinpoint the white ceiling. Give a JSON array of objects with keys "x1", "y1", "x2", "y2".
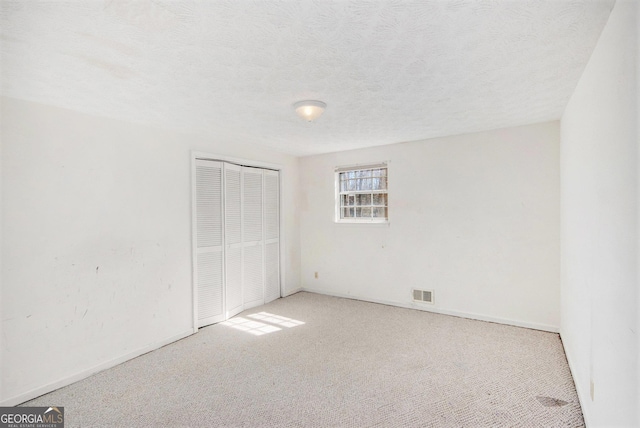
[{"x1": 1, "y1": 0, "x2": 614, "y2": 156}]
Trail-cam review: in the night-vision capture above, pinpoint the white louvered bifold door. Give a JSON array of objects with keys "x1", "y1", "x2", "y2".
[
  {"x1": 224, "y1": 163, "x2": 244, "y2": 319},
  {"x1": 195, "y1": 160, "x2": 225, "y2": 327},
  {"x1": 242, "y1": 167, "x2": 264, "y2": 309},
  {"x1": 264, "y1": 170, "x2": 280, "y2": 303}
]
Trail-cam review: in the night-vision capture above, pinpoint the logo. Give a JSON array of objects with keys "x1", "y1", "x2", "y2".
[{"x1": 0, "y1": 407, "x2": 64, "y2": 428}]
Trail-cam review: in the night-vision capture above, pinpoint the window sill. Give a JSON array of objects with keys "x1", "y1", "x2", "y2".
[{"x1": 335, "y1": 220, "x2": 390, "y2": 226}]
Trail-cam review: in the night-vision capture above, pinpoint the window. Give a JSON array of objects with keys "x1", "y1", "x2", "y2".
[{"x1": 336, "y1": 163, "x2": 388, "y2": 223}]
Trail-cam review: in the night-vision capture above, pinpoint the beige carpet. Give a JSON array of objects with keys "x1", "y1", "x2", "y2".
[{"x1": 24, "y1": 292, "x2": 583, "y2": 427}]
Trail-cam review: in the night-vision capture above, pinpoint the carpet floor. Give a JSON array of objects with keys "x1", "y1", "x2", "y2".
[{"x1": 24, "y1": 292, "x2": 583, "y2": 427}]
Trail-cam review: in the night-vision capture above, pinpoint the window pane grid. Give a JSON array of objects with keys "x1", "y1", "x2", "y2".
[
  {"x1": 339, "y1": 189, "x2": 387, "y2": 195},
  {"x1": 339, "y1": 177, "x2": 387, "y2": 192},
  {"x1": 337, "y1": 167, "x2": 388, "y2": 221}
]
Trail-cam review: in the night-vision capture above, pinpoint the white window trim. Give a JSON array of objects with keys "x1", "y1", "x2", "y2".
[{"x1": 334, "y1": 162, "x2": 389, "y2": 224}]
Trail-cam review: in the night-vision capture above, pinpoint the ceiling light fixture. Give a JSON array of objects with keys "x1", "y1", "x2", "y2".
[{"x1": 293, "y1": 100, "x2": 326, "y2": 122}]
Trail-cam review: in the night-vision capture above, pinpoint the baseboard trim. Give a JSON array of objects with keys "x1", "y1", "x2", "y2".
[
  {"x1": 559, "y1": 331, "x2": 591, "y2": 426},
  {"x1": 1, "y1": 329, "x2": 195, "y2": 407},
  {"x1": 301, "y1": 287, "x2": 559, "y2": 333},
  {"x1": 282, "y1": 287, "x2": 302, "y2": 298}
]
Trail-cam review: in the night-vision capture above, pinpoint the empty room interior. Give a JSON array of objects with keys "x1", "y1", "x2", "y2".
[{"x1": 1, "y1": 0, "x2": 639, "y2": 427}]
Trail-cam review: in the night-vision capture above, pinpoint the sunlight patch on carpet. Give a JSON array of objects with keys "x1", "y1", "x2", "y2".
[
  {"x1": 247, "y1": 312, "x2": 305, "y2": 328},
  {"x1": 221, "y1": 313, "x2": 305, "y2": 336}
]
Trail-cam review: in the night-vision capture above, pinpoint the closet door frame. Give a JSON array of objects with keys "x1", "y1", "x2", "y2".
[{"x1": 190, "y1": 152, "x2": 284, "y2": 332}]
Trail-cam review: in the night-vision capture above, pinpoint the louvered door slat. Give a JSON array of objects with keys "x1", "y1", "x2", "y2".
[
  {"x1": 225, "y1": 164, "x2": 242, "y2": 245},
  {"x1": 195, "y1": 160, "x2": 224, "y2": 327},
  {"x1": 196, "y1": 164, "x2": 223, "y2": 248},
  {"x1": 225, "y1": 246, "x2": 243, "y2": 318},
  {"x1": 243, "y1": 168, "x2": 263, "y2": 243},
  {"x1": 197, "y1": 251, "x2": 223, "y2": 321},
  {"x1": 225, "y1": 163, "x2": 243, "y2": 317},
  {"x1": 264, "y1": 171, "x2": 279, "y2": 241},
  {"x1": 264, "y1": 170, "x2": 280, "y2": 303},
  {"x1": 243, "y1": 244, "x2": 264, "y2": 308},
  {"x1": 264, "y1": 241, "x2": 279, "y2": 303},
  {"x1": 242, "y1": 167, "x2": 264, "y2": 308}
]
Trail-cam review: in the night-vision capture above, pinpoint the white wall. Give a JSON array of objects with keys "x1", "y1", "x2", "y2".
[
  {"x1": 560, "y1": 0, "x2": 639, "y2": 426},
  {"x1": 299, "y1": 122, "x2": 560, "y2": 331},
  {"x1": 0, "y1": 96, "x2": 300, "y2": 405}
]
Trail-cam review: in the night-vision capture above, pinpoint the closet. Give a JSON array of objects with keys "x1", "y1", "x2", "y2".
[{"x1": 194, "y1": 159, "x2": 280, "y2": 328}]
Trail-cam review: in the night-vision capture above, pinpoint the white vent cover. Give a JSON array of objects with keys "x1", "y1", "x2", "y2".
[{"x1": 413, "y1": 289, "x2": 434, "y2": 304}]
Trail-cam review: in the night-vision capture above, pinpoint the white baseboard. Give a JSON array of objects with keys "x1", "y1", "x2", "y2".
[
  {"x1": 282, "y1": 287, "x2": 302, "y2": 298},
  {"x1": 559, "y1": 331, "x2": 591, "y2": 427},
  {"x1": 301, "y1": 287, "x2": 559, "y2": 333},
  {"x1": 1, "y1": 329, "x2": 195, "y2": 407}
]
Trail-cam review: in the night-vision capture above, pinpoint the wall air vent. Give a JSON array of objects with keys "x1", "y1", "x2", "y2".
[{"x1": 412, "y1": 289, "x2": 434, "y2": 304}]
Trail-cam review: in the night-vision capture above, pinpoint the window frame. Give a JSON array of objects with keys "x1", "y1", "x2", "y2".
[{"x1": 334, "y1": 162, "x2": 389, "y2": 224}]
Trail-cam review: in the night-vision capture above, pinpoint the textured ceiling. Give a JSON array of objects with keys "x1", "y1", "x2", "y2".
[{"x1": 1, "y1": 0, "x2": 614, "y2": 156}]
